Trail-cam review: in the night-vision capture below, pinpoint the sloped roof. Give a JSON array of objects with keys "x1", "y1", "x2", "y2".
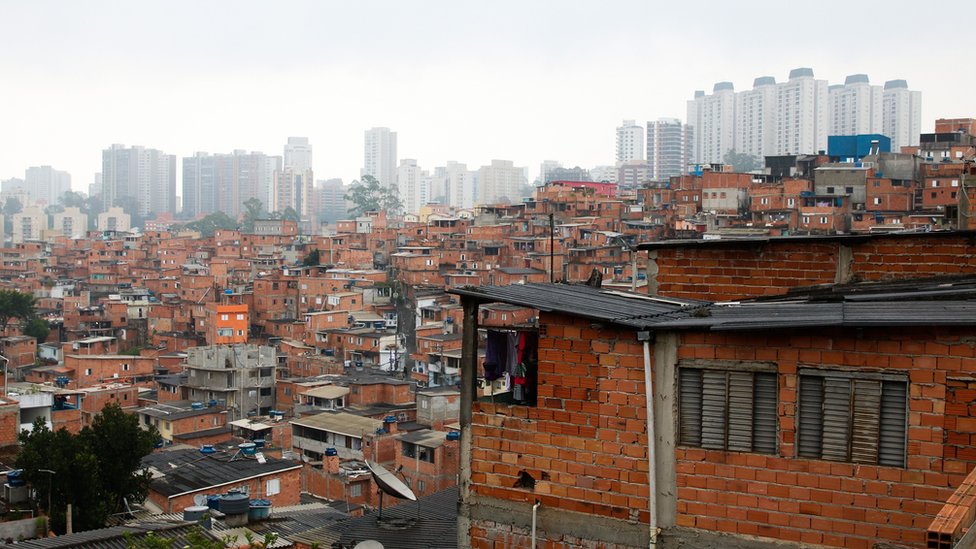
[{"x1": 142, "y1": 447, "x2": 301, "y2": 498}]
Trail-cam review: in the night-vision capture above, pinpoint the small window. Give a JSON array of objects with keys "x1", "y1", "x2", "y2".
[
  {"x1": 221, "y1": 314, "x2": 229, "y2": 321},
  {"x1": 797, "y1": 371, "x2": 907, "y2": 467},
  {"x1": 678, "y1": 364, "x2": 777, "y2": 454},
  {"x1": 820, "y1": 216, "x2": 828, "y2": 224},
  {"x1": 236, "y1": 314, "x2": 245, "y2": 320},
  {"x1": 826, "y1": 187, "x2": 835, "y2": 194},
  {"x1": 873, "y1": 197, "x2": 881, "y2": 205},
  {"x1": 845, "y1": 187, "x2": 854, "y2": 194},
  {"x1": 266, "y1": 478, "x2": 280, "y2": 496},
  {"x1": 85, "y1": 368, "x2": 92, "y2": 376},
  {"x1": 349, "y1": 484, "x2": 362, "y2": 497}
]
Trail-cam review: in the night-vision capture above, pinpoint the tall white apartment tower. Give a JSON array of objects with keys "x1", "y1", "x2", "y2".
[
  {"x1": 646, "y1": 118, "x2": 690, "y2": 181},
  {"x1": 734, "y1": 77, "x2": 778, "y2": 161},
  {"x1": 882, "y1": 80, "x2": 922, "y2": 151},
  {"x1": 774, "y1": 68, "x2": 829, "y2": 156},
  {"x1": 478, "y1": 160, "x2": 524, "y2": 205},
  {"x1": 24, "y1": 166, "x2": 71, "y2": 206},
  {"x1": 397, "y1": 159, "x2": 426, "y2": 215},
  {"x1": 828, "y1": 74, "x2": 883, "y2": 137},
  {"x1": 615, "y1": 120, "x2": 645, "y2": 165},
  {"x1": 442, "y1": 162, "x2": 476, "y2": 209},
  {"x1": 284, "y1": 137, "x2": 313, "y2": 172},
  {"x1": 687, "y1": 82, "x2": 735, "y2": 164},
  {"x1": 101, "y1": 144, "x2": 176, "y2": 217},
  {"x1": 363, "y1": 127, "x2": 398, "y2": 187}
]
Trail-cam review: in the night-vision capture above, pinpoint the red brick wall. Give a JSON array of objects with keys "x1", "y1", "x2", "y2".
[
  {"x1": 674, "y1": 327, "x2": 975, "y2": 548},
  {"x1": 150, "y1": 467, "x2": 301, "y2": 513},
  {"x1": 652, "y1": 233, "x2": 976, "y2": 301},
  {"x1": 469, "y1": 313, "x2": 651, "y2": 535},
  {"x1": 0, "y1": 401, "x2": 20, "y2": 448}
]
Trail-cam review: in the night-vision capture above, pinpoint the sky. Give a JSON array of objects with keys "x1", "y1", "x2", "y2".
[{"x1": 1, "y1": 0, "x2": 972, "y2": 193}]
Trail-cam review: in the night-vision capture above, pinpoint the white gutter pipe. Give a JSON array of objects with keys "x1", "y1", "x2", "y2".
[
  {"x1": 531, "y1": 499, "x2": 541, "y2": 549},
  {"x1": 641, "y1": 334, "x2": 659, "y2": 547}
]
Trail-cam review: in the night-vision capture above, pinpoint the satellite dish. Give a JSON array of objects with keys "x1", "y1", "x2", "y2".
[
  {"x1": 193, "y1": 494, "x2": 207, "y2": 506},
  {"x1": 365, "y1": 460, "x2": 416, "y2": 501},
  {"x1": 354, "y1": 542, "x2": 384, "y2": 549}
]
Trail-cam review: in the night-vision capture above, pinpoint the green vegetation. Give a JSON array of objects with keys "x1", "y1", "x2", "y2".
[
  {"x1": 345, "y1": 175, "x2": 403, "y2": 217},
  {"x1": 16, "y1": 403, "x2": 160, "y2": 533}
]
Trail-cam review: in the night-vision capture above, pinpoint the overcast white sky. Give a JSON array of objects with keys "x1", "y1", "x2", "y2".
[{"x1": 1, "y1": 0, "x2": 971, "y2": 192}]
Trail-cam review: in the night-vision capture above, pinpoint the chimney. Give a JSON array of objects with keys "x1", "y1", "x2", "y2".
[
  {"x1": 325, "y1": 448, "x2": 340, "y2": 474},
  {"x1": 383, "y1": 415, "x2": 398, "y2": 434}
]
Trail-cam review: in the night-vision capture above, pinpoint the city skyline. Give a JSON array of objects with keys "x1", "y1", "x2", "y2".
[{"x1": 1, "y1": 1, "x2": 971, "y2": 194}]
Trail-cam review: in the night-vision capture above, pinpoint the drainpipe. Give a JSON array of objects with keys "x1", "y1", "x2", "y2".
[
  {"x1": 639, "y1": 331, "x2": 658, "y2": 547},
  {"x1": 531, "y1": 499, "x2": 541, "y2": 549}
]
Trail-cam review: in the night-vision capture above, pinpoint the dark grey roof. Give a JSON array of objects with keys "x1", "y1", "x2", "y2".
[
  {"x1": 246, "y1": 504, "x2": 349, "y2": 541},
  {"x1": 12, "y1": 521, "x2": 217, "y2": 549},
  {"x1": 142, "y1": 447, "x2": 301, "y2": 497},
  {"x1": 449, "y1": 284, "x2": 704, "y2": 329},
  {"x1": 295, "y1": 487, "x2": 458, "y2": 549},
  {"x1": 635, "y1": 230, "x2": 976, "y2": 252}
]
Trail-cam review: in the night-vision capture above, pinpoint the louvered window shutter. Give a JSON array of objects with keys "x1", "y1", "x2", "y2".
[
  {"x1": 878, "y1": 381, "x2": 908, "y2": 467},
  {"x1": 700, "y1": 370, "x2": 728, "y2": 450},
  {"x1": 821, "y1": 377, "x2": 852, "y2": 461},
  {"x1": 727, "y1": 371, "x2": 754, "y2": 452},
  {"x1": 678, "y1": 368, "x2": 702, "y2": 446},
  {"x1": 752, "y1": 373, "x2": 778, "y2": 454},
  {"x1": 797, "y1": 375, "x2": 823, "y2": 459},
  {"x1": 851, "y1": 379, "x2": 882, "y2": 464}
]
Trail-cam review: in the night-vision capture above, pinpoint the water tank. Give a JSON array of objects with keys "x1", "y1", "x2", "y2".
[
  {"x1": 248, "y1": 499, "x2": 272, "y2": 521},
  {"x1": 200, "y1": 445, "x2": 216, "y2": 455},
  {"x1": 253, "y1": 438, "x2": 265, "y2": 448},
  {"x1": 208, "y1": 399, "x2": 218, "y2": 408},
  {"x1": 206, "y1": 494, "x2": 222, "y2": 510},
  {"x1": 446, "y1": 431, "x2": 460, "y2": 441},
  {"x1": 6, "y1": 470, "x2": 25, "y2": 487},
  {"x1": 324, "y1": 448, "x2": 338, "y2": 457},
  {"x1": 219, "y1": 491, "x2": 250, "y2": 515},
  {"x1": 183, "y1": 505, "x2": 209, "y2": 521},
  {"x1": 239, "y1": 442, "x2": 257, "y2": 456}
]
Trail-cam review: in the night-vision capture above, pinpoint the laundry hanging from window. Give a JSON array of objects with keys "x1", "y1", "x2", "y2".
[{"x1": 483, "y1": 329, "x2": 538, "y2": 405}]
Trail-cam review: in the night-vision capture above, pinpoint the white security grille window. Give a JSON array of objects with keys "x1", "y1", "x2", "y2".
[
  {"x1": 797, "y1": 370, "x2": 907, "y2": 467},
  {"x1": 266, "y1": 478, "x2": 280, "y2": 496},
  {"x1": 678, "y1": 361, "x2": 777, "y2": 454}
]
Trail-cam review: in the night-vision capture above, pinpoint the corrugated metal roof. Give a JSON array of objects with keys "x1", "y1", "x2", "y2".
[
  {"x1": 142, "y1": 448, "x2": 301, "y2": 497},
  {"x1": 302, "y1": 385, "x2": 351, "y2": 400},
  {"x1": 449, "y1": 283, "x2": 704, "y2": 329},
  {"x1": 292, "y1": 411, "x2": 383, "y2": 438},
  {"x1": 13, "y1": 521, "x2": 218, "y2": 549}
]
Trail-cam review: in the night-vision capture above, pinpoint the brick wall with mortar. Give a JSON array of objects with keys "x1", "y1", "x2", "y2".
[
  {"x1": 675, "y1": 326, "x2": 976, "y2": 548},
  {"x1": 468, "y1": 312, "x2": 653, "y2": 548},
  {"x1": 649, "y1": 232, "x2": 976, "y2": 301}
]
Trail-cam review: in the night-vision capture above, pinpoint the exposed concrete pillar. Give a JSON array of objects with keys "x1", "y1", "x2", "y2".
[
  {"x1": 646, "y1": 250, "x2": 660, "y2": 295},
  {"x1": 653, "y1": 332, "x2": 678, "y2": 529},
  {"x1": 835, "y1": 244, "x2": 853, "y2": 284},
  {"x1": 458, "y1": 296, "x2": 480, "y2": 549}
]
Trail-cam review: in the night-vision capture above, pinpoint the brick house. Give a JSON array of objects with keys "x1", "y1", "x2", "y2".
[
  {"x1": 142, "y1": 447, "x2": 301, "y2": 513},
  {"x1": 450, "y1": 235, "x2": 976, "y2": 549}
]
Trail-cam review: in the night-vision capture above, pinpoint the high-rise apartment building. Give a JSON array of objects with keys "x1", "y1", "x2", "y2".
[
  {"x1": 12, "y1": 206, "x2": 46, "y2": 243},
  {"x1": 441, "y1": 162, "x2": 476, "y2": 209},
  {"x1": 688, "y1": 69, "x2": 919, "y2": 165},
  {"x1": 53, "y1": 207, "x2": 88, "y2": 238},
  {"x1": 774, "y1": 68, "x2": 829, "y2": 156},
  {"x1": 687, "y1": 83, "x2": 735, "y2": 164},
  {"x1": 182, "y1": 151, "x2": 280, "y2": 219},
  {"x1": 284, "y1": 137, "x2": 313, "y2": 172},
  {"x1": 313, "y1": 179, "x2": 347, "y2": 224},
  {"x1": 828, "y1": 74, "x2": 883, "y2": 137},
  {"x1": 397, "y1": 159, "x2": 428, "y2": 215},
  {"x1": 24, "y1": 166, "x2": 71, "y2": 206},
  {"x1": 363, "y1": 127, "x2": 398, "y2": 187},
  {"x1": 734, "y1": 77, "x2": 777, "y2": 161},
  {"x1": 646, "y1": 118, "x2": 691, "y2": 182},
  {"x1": 883, "y1": 80, "x2": 922, "y2": 151},
  {"x1": 478, "y1": 160, "x2": 524, "y2": 205},
  {"x1": 273, "y1": 168, "x2": 313, "y2": 218},
  {"x1": 101, "y1": 145, "x2": 176, "y2": 217},
  {"x1": 615, "y1": 120, "x2": 645, "y2": 165}
]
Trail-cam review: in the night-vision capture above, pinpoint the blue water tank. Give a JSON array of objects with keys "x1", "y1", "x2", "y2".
[
  {"x1": 200, "y1": 445, "x2": 216, "y2": 455},
  {"x1": 191, "y1": 402, "x2": 205, "y2": 410},
  {"x1": 253, "y1": 438, "x2": 265, "y2": 448},
  {"x1": 7, "y1": 470, "x2": 25, "y2": 487},
  {"x1": 208, "y1": 399, "x2": 218, "y2": 408},
  {"x1": 324, "y1": 448, "x2": 338, "y2": 457},
  {"x1": 446, "y1": 431, "x2": 460, "y2": 441},
  {"x1": 206, "y1": 494, "x2": 222, "y2": 510},
  {"x1": 239, "y1": 442, "x2": 257, "y2": 456},
  {"x1": 248, "y1": 499, "x2": 272, "y2": 521}
]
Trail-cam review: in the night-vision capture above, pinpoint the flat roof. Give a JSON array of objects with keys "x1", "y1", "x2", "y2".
[{"x1": 292, "y1": 411, "x2": 383, "y2": 438}]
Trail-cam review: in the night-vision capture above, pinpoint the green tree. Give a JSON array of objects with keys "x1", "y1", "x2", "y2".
[
  {"x1": 181, "y1": 211, "x2": 238, "y2": 238},
  {"x1": 17, "y1": 403, "x2": 160, "y2": 533},
  {"x1": 2, "y1": 196, "x2": 23, "y2": 217},
  {"x1": 723, "y1": 149, "x2": 761, "y2": 172},
  {"x1": 240, "y1": 198, "x2": 266, "y2": 233},
  {"x1": 303, "y1": 248, "x2": 321, "y2": 266},
  {"x1": 23, "y1": 317, "x2": 50, "y2": 343},
  {"x1": 0, "y1": 289, "x2": 35, "y2": 333},
  {"x1": 280, "y1": 206, "x2": 300, "y2": 223},
  {"x1": 345, "y1": 175, "x2": 403, "y2": 217}
]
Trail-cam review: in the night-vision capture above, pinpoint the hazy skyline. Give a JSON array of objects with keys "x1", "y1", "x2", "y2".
[{"x1": 1, "y1": 0, "x2": 970, "y2": 194}]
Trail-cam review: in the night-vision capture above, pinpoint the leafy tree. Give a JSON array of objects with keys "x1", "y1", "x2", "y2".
[
  {"x1": 345, "y1": 175, "x2": 403, "y2": 217},
  {"x1": 240, "y1": 198, "x2": 266, "y2": 233},
  {"x1": 181, "y1": 211, "x2": 238, "y2": 238},
  {"x1": 0, "y1": 289, "x2": 35, "y2": 333},
  {"x1": 23, "y1": 317, "x2": 50, "y2": 343},
  {"x1": 280, "y1": 206, "x2": 300, "y2": 223},
  {"x1": 723, "y1": 149, "x2": 761, "y2": 173},
  {"x1": 3, "y1": 196, "x2": 23, "y2": 217},
  {"x1": 17, "y1": 403, "x2": 159, "y2": 533},
  {"x1": 303, "y1": 248, "x2": 321, "y2": 266}
]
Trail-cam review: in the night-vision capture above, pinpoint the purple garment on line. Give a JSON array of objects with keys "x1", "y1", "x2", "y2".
[{"x1": 484, "y1": 330, "x2": 506, "y2": 381}]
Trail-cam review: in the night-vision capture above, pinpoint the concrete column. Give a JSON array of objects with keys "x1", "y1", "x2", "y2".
[
  {"x1": 653, "y1": 332, "x2": 679, "y2": 529},
  {"x1": 458, "y1": 296, "x2": 480, "y2": 549}
]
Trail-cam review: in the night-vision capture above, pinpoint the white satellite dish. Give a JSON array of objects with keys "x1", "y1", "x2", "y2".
[
  {"x1": 354, "y1": 542, "x2": 383, "y2": 549},
  {"x1": 193, "y1": 494, "x2": 207, "y2": 506},
  {"x1": 365, "y1": 460, "x2": 416, "y2": 501}
]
